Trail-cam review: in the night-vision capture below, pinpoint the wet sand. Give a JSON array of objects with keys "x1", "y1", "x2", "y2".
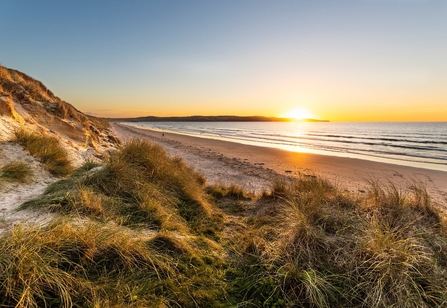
[{"x1": 111, "y1": 123, "x2": 447, "y2": 210}]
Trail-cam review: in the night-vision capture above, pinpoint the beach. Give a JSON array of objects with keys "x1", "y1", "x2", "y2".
[{"x1": 112, "y1": 123, "x2": 447, "y2": 210}]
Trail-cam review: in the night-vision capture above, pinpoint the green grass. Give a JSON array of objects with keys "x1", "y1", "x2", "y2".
[
  {"x1": 20, "y1": 161, "x2": 100, "y2": 211},
  {"x1": 206, "y1": 183, "x2": 252, "y2": 200},
  {"x1": 77, "y1": 139, "x2": 223, "y2": 234},
  {"x1": 0, "y1": 219, "x2": 227, "y2": 307},
  {"x1": 0, "y1": 161, "x2": 33, "y2": 183},
  {"x1": 4, "y1": 140, "x2": 447, "y2": 307},
  {"x1": 14, "y1": 128, "x2": 73, "y2": 176},
  {"x1": 22, "y1": 139, "x2": 224, "y2": 233}
]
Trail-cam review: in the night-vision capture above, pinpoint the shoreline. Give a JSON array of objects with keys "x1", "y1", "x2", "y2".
[
  {"x1": 111, "y1": 123, "x2": 447, "y2": 210},
  {"x1": 121, "y1": 121, "x2": 447, "y2": 173}
]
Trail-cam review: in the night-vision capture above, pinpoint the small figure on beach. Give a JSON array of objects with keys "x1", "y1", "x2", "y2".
[{"x1": 162, "y1": 133, "x2": 164, "y2": 137}]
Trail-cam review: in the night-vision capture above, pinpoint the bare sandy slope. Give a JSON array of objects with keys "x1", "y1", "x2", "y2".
[
  {"x1": 0, "y1": 142, "x2": 55, "y2": 234},
  {"x1": 112, "y1": 123, "x2": 447, "y2": 211}
]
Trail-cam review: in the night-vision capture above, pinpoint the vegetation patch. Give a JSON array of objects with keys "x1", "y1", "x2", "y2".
[
  {"x1": 228, "y1": 177, "x2": 447, "y2": 307},
  {"x1": 5, "y1": 140, "x2": 447, "y2": 307},
  {"x1": 81, "y1": 139, "x2": 224, "y2": 233},
  {"x1": 0, "y1": 219, "x2": 227, "y2": 307},
  {"x1": 22, "y1": 139, "x2": 224, "y2": 235},
  {"x1": 20, "y1": 161, "x2": 99, "y2": 211},
  {"x1": 14, "y1": 128, "x2": 73, "y2": 176},
  {"x1": 0, "y1": 161, "x2": 33, "y2": 183}
]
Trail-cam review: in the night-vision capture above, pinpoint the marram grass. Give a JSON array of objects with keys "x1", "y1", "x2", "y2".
[
  {"x1": 3, "y1": 140, "x2": 447, "y2": 307},
  {"x1": 229, "y1": 176, "x2": 447, "y2": 307},
  {"x1": 14, "y1": 128, "x2": 73, "y2": 176},
  {"x1": 0, "y1": 161, "x2": 33, "y2": 183},
  {"x1": 0, "y1": 218, "x2": 228, "y2": 308}
]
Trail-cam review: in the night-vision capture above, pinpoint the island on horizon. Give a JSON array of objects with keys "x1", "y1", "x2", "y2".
[{"x1": 108, "y1": 115, "x2": 330, "y2": 122}]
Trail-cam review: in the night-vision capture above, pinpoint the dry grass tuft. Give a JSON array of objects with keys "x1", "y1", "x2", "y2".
[
  {"x1": 14, "y1": 128, "x2": 73, "y2": 176},
  {"x1": 83, "y1": 139, "x2": 223, "y2": 233},
  {"x1": 355, "y1": 218, "x2": 433, "y2": 307},
  {"x1": 0, "y1": 219, "x2": 164, "y2": 307},
  {"x1": 0, "y1": 218, "x2": 228, "y2": 307},
  {"x1": 229, "y1": 177, "x2": 447, "y2": 307},
  {"x1": 206, "y1": 183, "x2": 252, "y2": 201},
  {"x1": 0, "y1": 65, "x2": 13, "y2": 82},
  {"x1": 0, "y1": 161, "x2": 33, "y2": 183}
]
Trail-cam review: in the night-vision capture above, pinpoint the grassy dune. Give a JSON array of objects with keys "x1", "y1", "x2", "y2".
[
  {"x1": 2, "y1": 139, "x2": 447, "y2": 307},
  {"x1": 231, "y1": 177, "x2": 447, "y2": 307},
  {"x1": 14, "y1": 128, "x2": 73, "y2": 176}
]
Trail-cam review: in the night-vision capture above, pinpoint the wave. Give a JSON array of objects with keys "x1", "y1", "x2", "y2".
[
  {"x1": 305, "y1": 133, "x2": 447, "y2": 145},
  {"x1": 128, "y1": 122, "x2": 447, "y2": 170},
  {"x1": 241, "y1": 133, "x2": 446, "y2": 153}
]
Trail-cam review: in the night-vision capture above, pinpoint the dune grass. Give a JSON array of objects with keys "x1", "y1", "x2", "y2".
[
  {"x1": 14, "y1": 128, "x2": 73, "y2": 176},
  {"x1": 206, "y1": 183, "x2": 252, "y2": 200},
  {"x1": 82, "y1": 139, "x2": 222, "y2": 232},
  {"x1": 1, "y1": 65, "x2": 57, "y2": 102},
  {"x1": 0, "y1": 218, "x2": 227, "y2": 307},
  {"x1": 36, "y1": 139, "x2": 223, "y2": 235},
  {"x1": 20, "y1": 161, "x2": 100, "y2": 212},
  {"x1": 0, "y1": 161, "x2": 33, "y2": 183},
  {"x1": 228, "y1": 176, "x2": 447, "y2": 307},
  {"x1": 3, "y1": 140, "x2": 447, "y2": 307}
]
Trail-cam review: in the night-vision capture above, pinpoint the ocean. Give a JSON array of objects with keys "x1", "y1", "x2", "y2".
[{"x1": 125, "y1": 122, "x2": 447, "y2": 172}]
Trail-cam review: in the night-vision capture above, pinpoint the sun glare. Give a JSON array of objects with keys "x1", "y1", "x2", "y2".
[{"x1": 284, "y1": 107, "x2": 313, "y2": 120}]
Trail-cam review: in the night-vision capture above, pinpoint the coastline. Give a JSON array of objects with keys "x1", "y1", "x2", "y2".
[{"x1": 111, "y1": 123, "x2": 447, "y2": 210}]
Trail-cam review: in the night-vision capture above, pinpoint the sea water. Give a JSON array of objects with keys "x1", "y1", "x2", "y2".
[{"x1": 125, "y1": 122, "x2": 447, "y2": 172}]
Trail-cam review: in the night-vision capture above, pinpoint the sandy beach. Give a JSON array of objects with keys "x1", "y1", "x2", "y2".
[{"x1": 111, "y1": 123, "x2": 447, "y2": 211}]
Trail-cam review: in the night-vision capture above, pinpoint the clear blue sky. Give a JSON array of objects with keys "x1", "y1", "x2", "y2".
[{"x1": 2, "y1": 0, "x2": 446, "y2": 121}]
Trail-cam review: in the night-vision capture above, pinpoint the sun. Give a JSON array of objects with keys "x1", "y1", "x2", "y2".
[{"x1": 284, "y1": 107, "x2": 313, "y2": 120}]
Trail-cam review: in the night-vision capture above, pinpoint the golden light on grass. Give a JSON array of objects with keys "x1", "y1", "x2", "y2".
[{"x1": 7, "y1": 140, "x2": 447, "y2": 307}]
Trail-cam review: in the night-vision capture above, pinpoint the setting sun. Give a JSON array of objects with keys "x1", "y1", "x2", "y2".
[{"x1": 283, "y1": 107, "x2": 314, "y2": 120}]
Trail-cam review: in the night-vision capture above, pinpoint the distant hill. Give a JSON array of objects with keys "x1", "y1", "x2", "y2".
[{"x1": 110, "y1": 115, "x2": 329, "y2": 122}]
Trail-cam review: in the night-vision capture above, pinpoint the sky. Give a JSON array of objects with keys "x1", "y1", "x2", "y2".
[{"x1": 1, "y1": 0, "x2": 446, "y2": 121}]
